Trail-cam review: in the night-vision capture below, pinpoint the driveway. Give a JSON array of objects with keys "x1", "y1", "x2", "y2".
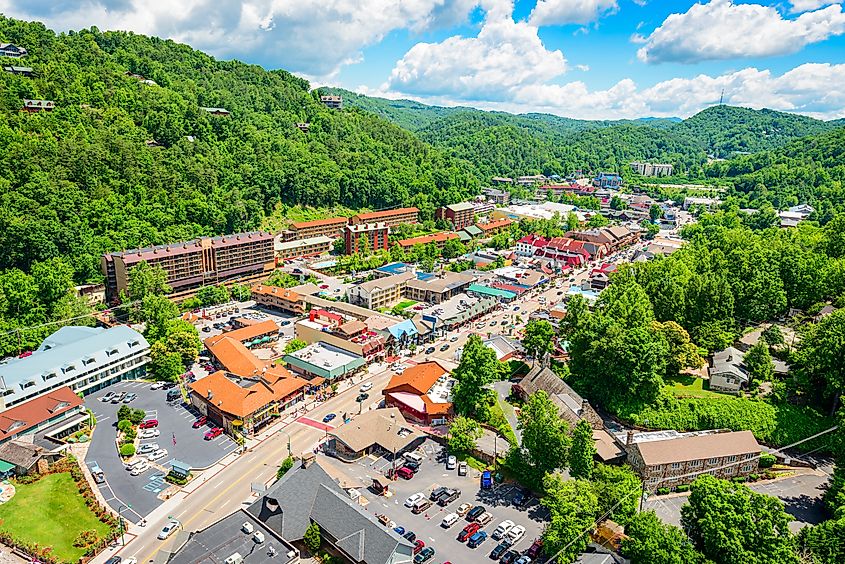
[
  {"x1": 318, "y1": 440, "x2": 547, "y2": 563},
  {"x1": 644, "y1": 470, "x2": 830, "y2": 532},
  {"x1": 84, "y1": 380, "x2": 239, "y2": 522},
  {"x1": 493, "y1": 381, "x2": 521, "y2": 443}
]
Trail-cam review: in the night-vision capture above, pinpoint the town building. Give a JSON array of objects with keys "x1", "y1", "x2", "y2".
[
  {"x1": 566, "y1": 226, "x2": 639, "y2": 253},
  {"x1": 0, "y1": 43, "x2": 27, "y2": 57},
  {"x1": 188, "y1": 368, "x2": 308, "y2": 436},
  {"x1": 251, "y1": 285, "x2": 306, "y2": 315},
  {"x1": 0, "y1": 441, "x2": 61, "y2": 477},
  {"x1": 274, "y1": 235, "x2": 333, "y2": 260},
  {"x1": 22, "y1": 99, "x2": 54, "y2": 112},
  {"x1": 295, "y1": 311, "x2": 387, "y2": 364},
  {"x1": 246, "y1": 456, "x2": 415, "y2": 563},
  {"x1": 593, "y1": 173, "x2": 622, "y2": 189},
  {"x1": 538, "y1": 237, "x2": 594, "y2": 266},
  {"x1": 344, "y1": 222, "x2": 390, "y2": 255},
  {"x1": 284, "y1": 217, "x2": 348, "y2": 241},
  {"x1": 326, "y1": 408, "x2": 425, "y2": 461},
  {"x1": 436, "y1": 202, "x2": 475, "y2": 230},
  {"x1": 0, "y1": 386, "x2": 86, "y2": 445},
  {"x1": 708, "y1": 346, "x2": 749, "y2": 392},
  {"x1": 102, "y1": 231, "x2": 275, "y2": 304},
  {"x1": 396, "y1": 232, "x2": 459, "y2": 250},
  {"x1": 482, "y1": 335, "x2": 523, "y2": 361},
  {"x1": 382, "y1": 361, "x2": 453, "y2": 425},
  {"x1": 3, "y1": 65, "x2": 32, "y2": 76},
  {"x1": 418, "y1": 293, "x2": 498, "y2": 336},
  {"x1": 200, "y1": 107, "x2": 230, "y2": 116},
  {"x1": 514, "y1": 364, "x2": 602, "y2": 428},
  {"x1": 282, "y1": 342, "x2": 366, "y2": 382},
  {"x1": 349, "y1": 207, "x2": 419, "y2": 227},
  {"x1": 457, "y1": 224, "x2": 483, "y2": 243},
  {"x1": 0, "y1": 326, "x2": 149, "y2": 411},
  {"x1": 515, "y1": 234, "x2": 549, "y2": 256},
  {"x1": 490, "y1": 202, "x2": 586, "y2": 223},
  {"x1": 626, "y1": 430, "x2": 760, "y2": 490},
  {"x1": 466, "y1": 284, "x2": 517, "y2": 303},
  {"x1": 483, "y1": 187, "x2": 511, "y2": 205},
  {"x1": 320, "y1": 95, "x2": 343, "y2": 109},
  {"x1": 476, "y1": 219, "x2": 513, "y2": 237},
  {"x1": 683, "y1": 197, "x2": 721, "y2": 210},
  {"x1": 205, "y1": 319, "x2": 280, "y2": 350},
  {"x1": 516, "y1": 175, "x2": 547, "y2": 186},
  {"x1": 348, "y1": 271, "x2": 415, "y2": 310},
  {"x1": 630, "y1": 162, "x2": 674, "y2": 177},
  {"x1": 404, "y1": 271, "x2": 474, "y2": 304},
  {"x1": 589, "y1": 263, "x2": 617, "y2": 291},
  {"x1": 472, "y1": 199, "x2": 495, "y2": 215},
  {"x1": 490, "y1": 177, "x2": 513, "y2": 186},
  {"x1": 162, "y1": 509, "x2": 300, "y2": 564}
]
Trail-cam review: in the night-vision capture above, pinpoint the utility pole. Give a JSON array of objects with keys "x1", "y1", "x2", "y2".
[{"x1": 719, "y1": 88, "x2": 724, "y2": 105}]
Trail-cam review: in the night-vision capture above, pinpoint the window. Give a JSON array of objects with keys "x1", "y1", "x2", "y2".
[
  {"x1": 83, "y1": 357, "x2": 96, "y2": 366},
  {"x1": 43, "y1": 371, "x2": 57, "y2": 381},
  {"x1": 741, "y1": 464, "x2": 752, "y2": 472},
  {"x1": 706, "y1": 457, "x2": 718, "y2": 465},
  {"x1": 671, "y1": 462, "x2": 681, "y2": 469},
  {"x1": 1, "y1": 388, "x2": 13, "y2": 396},
  {"x1": 689, "y1": 459, "x2": 702, "y2": 467},
  {"x1": 21, "y1": 380, "x2": 36, "y2": 389},
  {"x1": 726, "y1": 455, "x2": 737, "y2": 462},
  {"x1": 63, "y1": 364, "x2": 76, "y2": 373},
  {"x1": 106, "y1": 347, "x2": 119, "y2": 357}
]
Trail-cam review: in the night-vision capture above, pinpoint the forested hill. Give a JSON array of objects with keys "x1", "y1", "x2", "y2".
[
  {"x1": 329, "y1": 86, "x2": 843, "y2": 178},
  {"x1": 0, "y1": 16, "x2": 479, "y2": 283}
]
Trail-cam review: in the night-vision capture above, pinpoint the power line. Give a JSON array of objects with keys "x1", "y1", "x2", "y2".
[{"x1": 540, "y1": 424, "x2": 840, "y2": 564}]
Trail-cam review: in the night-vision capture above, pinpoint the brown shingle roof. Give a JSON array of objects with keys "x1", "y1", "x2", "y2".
[
  {"x1": 477, "y1": 219, "x2": 513, "y2": 231},
  {"x1": 205, "y1": 319, "x2": 279, "y2": 347},
  {"x1": 353, "y1": 207, "x2": 419, "y2": 222},
  {"x1": 0, "y1": 386, "x2": 83, "y2": 441},
  {"x1": 205, "y1": 336, "x2": 267, "y2": 377},
  {"x1": 634, "y1": 430, "x2": 760, "y2": 466},
  {"x1": 0, "y1": 441, "x2": 48, "y2": 470},
  {"x1": 252, "y1": 284, "x2": 301, "y2": 302},
  {"x1": 397, "y1": 232, "x2": 458, "y2": 248}
]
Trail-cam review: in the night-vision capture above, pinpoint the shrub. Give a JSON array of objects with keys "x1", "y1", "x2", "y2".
[
  {"x1": 117, "y1": 420, "x2": 132, "y2": 433},
  {"x1": 277, "y1": 456, "x2": 294, "y2": 480},
  {"x1": 303, "y1": 522, "x2": 321, "y2": 553},
  {"x1": 749, "y1": 473, "x2": 759, "y2": 481},
  {"x1": 119, "y1": 444, "x2": 135, "y2": 457},
  {"x1": 165, "y1": 472, "x2": 189, "y2": 485},
  {"x1": 656, "y1": 487, "x2": 670, "y2": 495},
  {"x1": 675, "y1": 484, "x2": 690, "y2": 492},
  {"x1": 759, "y1": 453, "x2": 777, "y2": 468},
  {"x1": 732, "y1": 476, "x2": 747, "y2": 483},
  {"x1": 129, "y1": 409, "x2": 146, "y2": 425}
]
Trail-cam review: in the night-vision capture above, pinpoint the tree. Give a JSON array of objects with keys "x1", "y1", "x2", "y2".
[
  {"x1": 230, "y1": 283, "x2": 251, "y2": 301},
  {"x1": 128, "y1": 262, "x2": 171, "y2": 301},
  {"x1": 333, "y1": 237, "x2": 346, "y2": 255},
  {"x1": 610, "y1": 195, "x2": 627, "y2": 210},
  {"x1": 117, "y1": 404, "x2": 132, "y2": 421},
  {"x1": 518, "y1": 391, "x2": 570, "y2": 485},
  {"x1": 164, "y1": 319, "x2": 202, "y2": 363},
  {"x1": 795, "y1": 308, "x2": 845, "y2": 413},
  {"x1": 568, "y1": 419, "x2": 595, "y2": 480},
  {"x1": 591, "y1": 463, "x2": 641, "y2": 525},
  {"x1": 566, "y1": 212, "x2": 579, "y2": 231},
  {"x1": 451, "y1": 335, "x2": 501, "y2": 418},
  {"x1": 303, "y1": 522, "x2": 322, "y2": 554},
  {"x1": 622, "y1": 510, "x2": 704, "y2": 564},
  {"x1": 196, "y1": 285, "x2": 230, "y2": 306},
  {"x1": 266, "y1": 270, "x2": 300, "y2": 288},
  {"x1": 541, "y1": 474, "x2": 598, "y2": 564},
  {"x1": 31, "y1": 257, "x2": 74, "y2": 314},
  {"x1": 654, "y1": 321, "x2": 704, "y2": 377},
  {"x1": 744, "y1": 341, "x2": 774, "y2": 387},
  {"x1": 149, "y1": 341, "x2": 184, "y2": 381},
  {"x1": 649, "y1": 204, "x2": 663, "y2": 222},
  {"x1": 761, "y1": 324, "x2": 785, "y2": 347},
  {"x1": 640, "y1": 220, "x2": 660, "y2": 240},
  {"x1": 798, "y1": 516, "x2": 845, "y2": 564},
  {"x1": 284, "y1": 339, "x2": 308, "y2": 355},
  {"x1": 117, "y1": 419, "x2": 132, "y2": 433},
  {"x1": 587, "y1": 214, "x2": 609, "y2": 228},
  {"x1": 681, "y1": 475, "x2": 798, "y2": 564},
  {"x1": 139, "y1": 294, "x2": 179, "y2": 342},
  {"x1": 448, "y1": 416, "x2": 482, "y2": 453},
  {"x1": 119, "y1": 444, "x2": 136, "y2": 457},
  {"x1": 523, "y1": 319, "x2": 555, "y2": 362},
  {"x1": 277, "y1": 456, "x2": 294, "y2": 479},
  {"x1": 442, "y1": 238, "x2": 467, "y2": 260}
]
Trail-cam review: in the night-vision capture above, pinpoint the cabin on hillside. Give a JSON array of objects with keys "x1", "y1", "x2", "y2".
[
  {"x1": 0, "y1": 43, "x2": 27, "y2": 58},
  {"x1": 200, "y1": 107, "x2": 230, "y2": 117},
  {"x1": 3, "y1": 65, "x2": 33, "y2": 77},
  {"x1": 22, "y1": 99, "x2": 55, "y2": 113}
]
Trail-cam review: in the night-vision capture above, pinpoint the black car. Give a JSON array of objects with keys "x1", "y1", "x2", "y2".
[
  {"x1": 105, "y1": 557, "x2": 122, "y2": 564},
  {"x1": 466, "y1": 505, "x2": 486, "y2": 521},
  {"x1": 500, "y1": 550, "x2": 519, "y2": 564},
  {"x1": 440, "y1": 344, "x2": 449, "y2": 351},
  {"x1": 512, "y1": 489, "x2": 529, "y2": 508},
  {"x1": 424, "y1": 346, "x2": 436, "y2": 354},
  {"x1": 430, "y1": 486, "x2": 449, "y2": 501},
  {"x1": 403, "y1": 530, "x2": 416, "y2": 542},
  {"x1": 438, "y1": 488, "x2": 461, "y2": 506},
  {"x1": 490, "y1": 540, "x2": 512, "y2": 560},
  {"x1": 403, "y1": 459, "x2": 421, "y2": 473}
]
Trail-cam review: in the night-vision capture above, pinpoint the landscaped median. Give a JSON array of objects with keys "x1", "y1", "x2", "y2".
[{"x1": 0, "y1": 458, "x2": 120, "y2": 563}]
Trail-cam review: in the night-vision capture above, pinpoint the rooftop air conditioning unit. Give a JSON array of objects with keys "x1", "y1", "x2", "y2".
[
  {"x1": 225, "y1": 554, "x2": 243, "y2": 564},
  {"x1": 242, "y1": 522, "x2": 254, "y2": 534},
  {"x1": 253, "y1": 531, "x2": 265, "y2": 543}
]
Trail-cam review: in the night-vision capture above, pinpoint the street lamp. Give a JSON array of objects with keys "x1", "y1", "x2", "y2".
[{"x1": 117, "y1": 503, "x2": 132, "y2": 546}]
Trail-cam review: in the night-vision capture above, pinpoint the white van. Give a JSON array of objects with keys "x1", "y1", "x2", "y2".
[
  {"x1": 403, "y1": 452, "x2": 423, "y2": 464},
  {"x1": 125, "y1": 458, "x2": 146, "y2": 472},
  {"x1": 440, "y1": 513, "x2": 459, "y2": 528}
]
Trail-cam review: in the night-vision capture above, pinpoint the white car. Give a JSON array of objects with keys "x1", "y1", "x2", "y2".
[
  {"x1": 505, "y1": 524, "x2": 526, "y2": 544},
  {"x1": 360, "y1": 382, "x2": 373, "y2": 393},
  {"x1": 150, "y1": 381, "x2": 165, "y2": 390},
  {"x1": 158, "y1": 519, "x2": 180, "y2": 540},
  {"x1": 492, "y1": 520, "x2": 515, "y2": 540},
  {"x1": 139, "y1": 429, "x2": 160, "y2": 439},
  {"x1": 440, "y1": 513, "x2": 459, "y2": 528},
  {"x1": 124, "y1": 558, "x2": 137, "y2": 564},
  {"x1": 446, "y1": 455, "x2": 457, "y2": 470},
  {"x1": 130, "y1": 462, "x2": 149, "y2": 476},
  {"x1": 148, "y1": 448, "x2": 168, "y2": 462},
  {"x1": 404, "y1": 492, "x2": 425, "y2": 508},
  {"x1": 138, "y1": 443, "x2": 159, "y2": 455}
]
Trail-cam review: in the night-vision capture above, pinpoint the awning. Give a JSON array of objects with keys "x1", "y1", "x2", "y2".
[{"x1": 0, "y1": 460, "x2": 15, "y2": 473}]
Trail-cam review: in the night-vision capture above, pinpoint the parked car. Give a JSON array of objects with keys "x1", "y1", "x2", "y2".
[
  {"x1": 396, "y1": 467, "x2": 414, "y2": 480},
  {"x1": 430, "y1": 486, "x2": 449, "y2": 501},
  {"x1": 438, "y1": 488, "x2": 461, "y2": 506},
  {"x1": 125, "y1": 459, "x2": 146, "y2": 472},
  {"x1": 166, "y1": 389, "x2": 181, "y2": 402},
  {"x1": 466, "y1": 505, "x2": 486, "y2": 521},
  {"x1": 193, "y1": 416, "x2": 208, "y2": 428},
  {"x1": 512, "y1": 489, "x2": 529, "y2": 508},
  {"x1": 458, "y1": 461, "x2": 468, "y2": 476},
  {"x1": 130, "y1": 461, "x2": 149, "y2": 476},
  {"x1": 504, "y1": 525, "x2": 525, "y2": 544},
  {"x1": 525, "y1": 539, "x2": 543, "y2": 559},
  {"x1": 202, "y1": 326, "x2": 211, "y2": 333},
  {"x1": 139, "y1": 419, "x2": 159, "y2": 429},
  {"x1": 322, "y1": 413, "x2": 337, "y2": 423},
  {"x1": 101, "y1": 392, "x2": 117, "y2": 402},
  {"x1": 105, "y1": 557, "x2": 122, "y2": 564},
  {"x1": 139, "y1": 429, "x2": 160, "y2": 439},
  {"x1": 490, "y1": 540, "x2": 512, "y2": 559},
  {"x1": 414, "y1": 546, "x2": 435, "y2": 563},
  {"x1": 90, "y1": 464, "x2": 105, "y2": 484},
  {"x1": 122, "y1": 393, "x2": 137, "y2": 403},
  {"x1": 393, "y1": 526, "x2": 405, "y2": 535},
  {"x1": 492, "y1": 520, "x2": 514, "y2": 540},
  {"x1": 441, "y1": 513, "x2": 459, "y2": 528},
  {"x1": 111, "y1": 392, "x2": 126, "y2": 403},
  {"x1": 458, "y1": 523, "x2": 480, "y2": 542},
  {"x1": 360, "y1": 382, "x2": 373, "y2": 392},
  {"x1": 403, "y1": 459, "x2": 421, "y2": 473},
  {"x1": 515, "y1": 557, "x2": 532, "y2": 564},
  {"x1": 411, "y1": 500, "x2": 432, "y2": 514},
  {"x1": 405, "y1": 493, "x2": 425, "y2": 507},
  {"x1": 446, "y1": 455, "x2": 457, "y2": 470},
  {"x1": 468, "y1": 531, "x2": 488, "y2": 549},
  {"x1": 500, "y1": 550, "x2": 519, "y2": 564},
  {"x1": 413, "y1": 540, "x2": 425, "y2": 555},
  {"x1": 403, "y1": 531, "x2": 417, "y2": 542},
  {"x1": 147, "y1": 448, "x2": 168, "y2": 461},
  {"x1": 204, "y1": 427, "x2": 223, "y2": 440},
  {"x1": 138, "y1": 443, "x2": 159, "y2": 455},
  {"x1": 476, "y1": 512, "x2": 493, "y2": 526},
  {"x1": 158, "y1": 519, "x2": 180, "y2": 540},
  {"x1": 456, "y1": 503, "x2": 473, "y2": 516}
]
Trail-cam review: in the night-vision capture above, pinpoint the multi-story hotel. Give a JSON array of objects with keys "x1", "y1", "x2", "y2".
[
  {"x1": 102, "y1": 231, "x2": 275, "y2": 303},
  {"x1": 349, "y1": 207, "x2": 419, "y2": 228},
  {"x1": 630, "y1": 162, "x2": 674, "y2": 177},
  {"x1": 251, "y1": 285, "x2": 306, "y2": 315},
  {"x1": 344, "y1": 223, "x2": 389, "y2": 255},
  {"x1": 274, "y1": 235, "x2": 333, "y2": 261},
  {"x1": 397, "y1": 232, "x2": 459, "y2": 250},
  {"x1": 436, "y1": 202, "x2": 475, "y2": 230},
  {"x1": 284, "y1": 217, "x2": 347, "y2": 241}
]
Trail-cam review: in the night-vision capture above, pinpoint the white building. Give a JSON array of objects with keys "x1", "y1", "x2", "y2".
[
  {"x1": 0, "y1": 326, "x2": 150, "y2": 411},
  {"x1": 630, "y1": 162, "x2": 674, "y2": 177}
]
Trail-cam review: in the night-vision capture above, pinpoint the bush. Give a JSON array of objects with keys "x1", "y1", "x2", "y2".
[
  {"x1": 277, "y1": 456, "x2": 294, "y2": 480},
  {"x1": 129, "y1": 409, "x2": 146, "y2": 425},
  {"x1": 124, "y1": 427, "x2": 136, "y2": 440},
  {"x1": 748, "y1": 473, "x2": 759, "y2": 481},
  {"x1": 759, "y1": 453, "x2": 777, "y2": 468},
  {"x1": 117, "y1": 419, "x2": 132, "y2": 433},
  {"x1": 165, "y1": 472, "x2": 189, "y2": 485},
  {"x1": 116, "y1": 405, "x2": 131, "y2": 421},
  {"x1": 656, "y1": 487, "x2": 670, "y2": 495},
  {"x1": 732, "y1": 476, "x2": 747, "y2": 483},
  {"x1": 119, "y1": 444, "x2": 135, "y2": 457},
  {"x1": 303, "y1": 522, "x2": 321, "y2": 554},
  {"x1": 675, "y1": 484, "x2": 690, "y2": 492}
]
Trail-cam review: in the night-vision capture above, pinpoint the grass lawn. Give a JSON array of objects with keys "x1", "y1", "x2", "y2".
[
  {"x1": 0, "y1": 473, "x2": 111, "y2": 562},
  {"x1": 392, "y1": 300, "x2": 418, "y2": 313},
  {"x1": 665, "y1": 375, "x2": 723, "y2": 398},
  {"x1": 489, "y1": 397, "x2": 519, "y2": 446}
]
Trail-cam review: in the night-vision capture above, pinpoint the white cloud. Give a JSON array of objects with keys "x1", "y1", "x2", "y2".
[
  {"x1": 529, "y1": 0, "x2": 618, "y2": 26},
  {"x1": 0, "y1": 0, "x2": 482, "y2": 79},
  {"x1": 386, "y1": 1, "x2": 567, "y2": 100},
  {"x1": 636, "y1": 0, "x2": 845, "y2": 64},
  {"x1": 790, "y1": 0, "x2": 841, "y2": 13}
]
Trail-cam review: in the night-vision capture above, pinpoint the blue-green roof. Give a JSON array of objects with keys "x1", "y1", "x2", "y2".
[
  {"x1": 0, "y1": 460, "x2": 15, "y2": 472},
  {"x1": 467, "y1": 284, "x2": 517, "y2": 300}
]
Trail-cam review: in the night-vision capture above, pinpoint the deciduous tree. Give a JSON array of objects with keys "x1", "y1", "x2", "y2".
[
  {"x1": 518, "y1": 391, "x2": 570, "y2": 484},
  {"x1": 451, "y1": 335, "x2": 501, "y2": 418},
  {"x1": 448, "y1": 416, "x2": 482, "y2": 454},
  {"x1": 541, "y1": 474, "x2": 598, "y2": 564},
  {"x1": 622, "y1": 510, "x2": 704, "y2": 564},
  {"x1": 523, "y1": 319, "x2": 555, "y2": 362},
  {"x1": 568, "y1": 419, "x2": 595, "y2": 480}
]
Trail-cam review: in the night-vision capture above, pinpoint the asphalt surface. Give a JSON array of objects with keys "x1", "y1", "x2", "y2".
[
  {"x1": 84, "y1": 380, "x2": 239, "y2": 522},
  {"x1": 319, "y1": 440, "x2": 547, "y2": 564}
]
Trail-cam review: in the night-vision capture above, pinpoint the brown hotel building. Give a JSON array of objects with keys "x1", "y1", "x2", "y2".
[
  {"x1": 349, "y1": 207, "x2": 419, "y2": 228},
  {"x1": 102, "y1": 232, "x2": 275, "y2": 304}
]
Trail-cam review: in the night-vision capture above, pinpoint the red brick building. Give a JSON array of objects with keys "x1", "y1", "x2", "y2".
[
  {"x1": 349, "y1": 207, "x2": 419, "y2": 227},
  {"x1": 436, "y1": 202, "x2": 475, "y2": 230},
  {"x1": 344, "y1": 223, "x2": 390, "y2": 254}
]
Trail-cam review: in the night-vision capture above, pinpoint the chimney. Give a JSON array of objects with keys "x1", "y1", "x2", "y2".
[
  {"x1": 626, "y1": 431, "x2": 634, "y2": 446},
  {"x1": 207, "y1": 389, "x2": 213, "y2": 400},
  {"x1": 301, "y1": 452, "x2": 316, "y2": 468}
]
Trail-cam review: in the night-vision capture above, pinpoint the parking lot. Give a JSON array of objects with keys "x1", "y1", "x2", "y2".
[
  {"x1": 318, "y1": 440, "x2": 547, "y2": 563},
  {"x1": 84, "y1": 380, "x2": 239, "y2": 522}
]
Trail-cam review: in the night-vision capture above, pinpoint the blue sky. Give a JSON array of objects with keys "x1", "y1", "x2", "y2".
[{"x1": 2, "y1": 0, "x2": 844, "y2": 119}]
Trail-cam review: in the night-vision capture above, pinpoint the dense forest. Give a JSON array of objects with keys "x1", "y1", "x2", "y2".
[{"x1": 0, "y1": 16, "x2": 479, "y2": 284}]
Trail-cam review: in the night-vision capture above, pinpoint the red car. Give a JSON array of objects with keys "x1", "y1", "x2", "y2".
[
  {"x1": 457, "y1": 523, "x2": 480, "y2": 542},
  {"x1": 192, "y1": 416, "x2": 207, "y2": 428},
  {"x1": 139, "y1": 419, "x2": 158, "y2": 429},
  {"x1": 204, "y1": 427, "x2": 223, "y2": 440},
  {"x1": 413, "y1": 540, "x2": 425, "y2": 554}
]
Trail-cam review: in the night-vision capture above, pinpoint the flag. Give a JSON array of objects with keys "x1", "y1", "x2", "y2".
[{"x1": 172, "y1": 432, "x2": 177, "y2": 446}]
